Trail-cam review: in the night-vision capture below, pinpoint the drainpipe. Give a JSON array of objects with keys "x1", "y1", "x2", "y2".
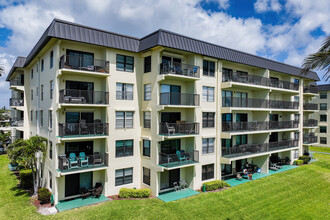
[{"x1": 37, "y1": 58, "x2": 40, "y2": 135}]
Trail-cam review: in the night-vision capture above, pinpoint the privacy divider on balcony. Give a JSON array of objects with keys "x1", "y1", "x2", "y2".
[
  {"x1": 58, "y1": 153, "x2": 108, "y2": 172},
  {"x1": 159, "y1": 122, "x2": 199, "y2": 136},
  {"x1": 222, "y1": 72, "x2": 299, "y2": 91},
  {"x1": 222, "y1": 97, "x2": 299, "y2": 109},
  {"x1": 303, "y1": 119, "x2": 318, "y2": 127},
  {"x1": 303, "y1": 86, "x2": 318, "y2": 94},
  {"x1": 10, "y1": 117, "x2": 23, "y2": 127},
  {"x1": 160, "y1": 62, "x2": 200, "y2": 78},
  {"x1": 9, "y1": 98, "x2": 24, "y2": 107},
  {"x1": 159, "y1": 150, "x2": 199, "y2": 168},
  {"x1": 303, "y1": 134, "x2": 317, "y2": 144},
  {"x1": 59, "y1": 55, "x2": 109, "y2": 73},
  {"x1": 160, "y1": 92, "x2": 200, "y2": 106},
  {"x1": 59, "y1": 89, "x2": 109, "y2": 105},
  {"x1": 222, "y1": 120, "x2": 299, "y2": 132},
  {"x1": 58, "y1": 123, "x2": 109, "y2": 137},
  {"x1": 303, "y1": 103, "x2": 318, "y2": 110},
  {"x1": 222, "y1": 139, "x2": 299, "y2": 158}
]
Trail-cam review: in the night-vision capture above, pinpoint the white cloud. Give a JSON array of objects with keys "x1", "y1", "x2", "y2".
[
  {"x1": 254, "y1": 0, "x2": 282, "y2": 13},
  {"x1": 206, "y1": 0, "x2": 230, "y2": 9}
]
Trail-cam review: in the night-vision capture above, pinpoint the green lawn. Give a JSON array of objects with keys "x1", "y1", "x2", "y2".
[
  {"x1": 0, "y1": 154, "x2": 329, "y2": 220},
  {"x1": 310, "y1": 146, "x2": 330, "y2": 153}
]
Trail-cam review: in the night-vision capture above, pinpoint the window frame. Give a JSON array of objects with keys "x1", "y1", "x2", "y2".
[
  {"x1": 49, "y1": 141, "x2": 53, "y2": 160},
  {"x1": 50, "y1": 51, "x2": 54, "y2": 69},
  {"x1": 320, "y1": 137, "x2": 327, "y2": 145},
  {"x1": 203, "y1": 112, "x2": 215, "y2": 128},
  {"x1": 144, "y1": 56, "x2": 151, "y2": 73},
  {"x1": 144, "y1": 84, "x2": 151, "y2": 101},
  {"x1": 142, "y1": 139, "x2": 151, "y2": 157},
  {"x1": 320, "y1": 126, "x2": 327, "y2": 133},
  {"x1": 41, "y1": 59, "x2": 44, "y2": 72},
  {"x1": 202, "y1": 164, "x2": 214, "y2": 181},
  {"x1": 143, "y1": 167, "x2": 150, "y2": 186},
  {"x1": 116, "y1": 111, "x2": 134, "y2": 128},
  {"x1": 320, "y1": 115, "x2": 327, "y2": 122},
  {"x1": 320, "y1": 92, "x2": 327, "y2": 99},
  {"x1": 202, "y1": 138, "x2": 215, "y2": 154},
  {"x1": 144, "y1": 112, "x2": 151, "y2": 129},
  {"x1": 50, "y1": 80, "x2": 53, "y2": 99},
  {"x1": 203, "y1": 60, "x2": 215, "y2": 77},
  {"x1": 320, "y1": 103, "x2": 327, "y2": 110},
  {"x1": 49, "y1": 110, "x2": 52, "y2": 129},
  {"x1": 41, "y1": 85, "x2": 44, "y2": 101},
  {"x1": 116, "y1": 54, "x2": 134, "y2": 72},
  {"x1": 202, "y1": 86, "x2": 215, "y2": 102},
  {"x1": 115, "y1": 140, "x2": 134, "y2": 158},
  {"x1": 40, "y1": 110, "x2": 43, "y2": 127},
  {"x1": 115, "y1": 168, "x2": 133, "y2": 186},
  {"x1": 116, "y1": 83, "x2": 133, "y2": 100}
]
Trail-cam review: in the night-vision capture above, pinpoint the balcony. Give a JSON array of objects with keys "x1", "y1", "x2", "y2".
[
  {"x1": 59, "y1": 89, "x2": 109, "y2": 105},
  {"x1": 303, "y1": 103, "x2": 318, "y2": 111},
  {"x1": 303, "y1": 134, "x2": 317, "y2": 145},
  {"x1": 222, "y1": 139, "x2": 299, "y2": 158},
  {"x1": 303, "y1": 86, "x2": 318, "y2": 94},
  {"x1": 159, "y1": 122, "x2": 199, "y2": 136},
  {"x1": 222, "y1": 120, "x2": 299, "y2": 132},
  {"x1": 303, "y1": 119, "x2": 318, "y2": 127},
  {"x1": 9, "y1": 98, "x2": 24, "y2": 107},
  {"x1": 160, "y1": 62, "x2": 200, "y2": 78},
  {"x1": 59, "y1": 55, "x2": 109, "y2": 74},
  {"x1": 160, "y1": 92, "x2": 200, "y2": 106},
  {"x1": 159, "y1": 150, "x2": 199, "y2": 168},
  {"x1": 10, "y1": 118, "x2": 23, "y2": 127},
  {"x1": 222, "y1": 97, "x2": 299, "y2": 110},
  {"x1": 223, "y1": 72, "x2": 299, "y2": 91},
  {"x1": 58, "y1": 153, "x2": 108, "y2": 173},
  {"x1": 10, "y1": 76, "x2": 24, "y2": 87},
  {"x1": 58, "y1": 123, "x2": 108, "y2": 138}
]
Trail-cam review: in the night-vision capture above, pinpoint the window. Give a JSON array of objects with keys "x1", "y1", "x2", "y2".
[
  {"x1": 144, "y1": 112, "x2": 151, "y2": 128},
  {"x1": 116, "y1": 140, "x2": 133, "y2": 157},
  {"x1": 50, "y1": 51, "x2": 53, "y2": 68},
  {"x1": 144, "y1": 56, "x2": 151, "y2": 73},
  {"x1": 49, "y1": 110, "x2": 52, "y2": 129},
  {"x1": 202, "y1": 86, "x2": 214, "y2": 102},
  {"x1": 294, "y1": 78, "x2": 299, "y2": 84},
  {"x1": 293, "y1": 150, "x2": 299, "y2": 159},
  {"x1": 222, "y1": 68, "x2": 233, "y2": 81},
  {"x1": 31, "y1": 89, "x2": 33, "y2": 100},
  {"x1": 49, "y1": 171, "x2": 52, "y2": 190},
  {"x1": 320, "y1": 103, "x2": 327, "y2": 110},
  {"x1": 320, "y1": 137, "x2": 327, "y2": 145},
  {"x1": 50, "y1": 80, "x2": 53, "y2": 99},
  {"x1": 115, "y1": 168, "x2": 133, "y2": 186},
  {"x1": 41, "y1": 59, "x2": 44, "y2": 72},
  {"x1": 143, "y1": 140, "x2": 150, "y2": 157},
  {"x1": 203, "y1": 112, "x2": 215, "y2": 128},
  {"x1": 320, "y1": 126, "x2": 327, "y2": 133},
  {"x1": 143, "y1": 167, "x2": 150, "y2": 185},
  {"x1": 35, "y1": 111, "x2": 38, "y2": 123},
  {"x1": 116, "y1": 54, "x2": 134, "y2": 72},
  {"x1": 202, "y1": 164, "x2": 214, "y2": 181},
  {"x1": 320, "y1": 115, "x2": 327, "y2": 122},
  {"x1": 203, "y1": 60, "x2": 215, "y2": 76},
  {"x1": 31, "y1": 110, "x2": 33, "y2": 121},
  {"x1": 320, "y1": 92, "x2": 327, "y2": 99},
  {"x1": 40, "y1": 110, "x2": 43, "y2": 127},
  {"x1": 236, "y1": 135, "x2": 248, "y2": 145},
  {"x1": 116, "y1": 111, "x2": 134, "y2": 128},
  {"x1": 294, "y1": 96, "x2": 299, "y2": 103},
  {"x1": 116, "y1": 83, "x2": 133, "y2": 100},
  {"x1": 144, "y1": 84, "x2": 151, "y2": 101},
  {"x1": 202, "y1": 138, "x2": 214, "y2": 154},
  {"x1": 41, "y1": 85, "x2": 44, "y2": 101},
  {"x1": 31, "y1": 69, "x2": 33, "y2": 79},
  {"x1": 49, "y1": 141, "x2": 52, "y2": 160}
]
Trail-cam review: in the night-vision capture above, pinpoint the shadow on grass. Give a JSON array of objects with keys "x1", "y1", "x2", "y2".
[{"x1": 10, "y1": 185, "x2": 32, "y2": 197}]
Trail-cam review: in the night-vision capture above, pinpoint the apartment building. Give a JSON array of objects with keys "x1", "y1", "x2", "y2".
[
  {"x1": 313, "y1": 84, "x2": 330, "y2": 146},
  {"x1": 6, "y1": 19, "x2": 319, "y2": 204}
]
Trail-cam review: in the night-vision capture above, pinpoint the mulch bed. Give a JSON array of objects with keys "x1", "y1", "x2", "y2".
[
  {"x1": 31, "y1": 196, "x2": 52, "y2": 208},
  {"x1": 108, "y1": 195, "x2": 155, "y2": 201}
]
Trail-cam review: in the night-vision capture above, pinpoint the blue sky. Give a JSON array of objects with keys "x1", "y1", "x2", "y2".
[{"x1": 0, "y1": 0, "x2": 329, "y2": 108}]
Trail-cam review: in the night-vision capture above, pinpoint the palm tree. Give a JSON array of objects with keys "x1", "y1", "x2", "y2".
[{"x1": 301, "y1": 36, "x2": 330, "y2": 81}]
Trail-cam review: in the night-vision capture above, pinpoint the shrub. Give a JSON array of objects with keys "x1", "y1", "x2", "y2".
[
  {"x1": 202, "y1": 180, "x2": 230, "y2": 191},
  {"x1": 119, "y1": 188, "x2": 151, "y2": 198},
  {"x1": 298, "y1": 156, "x2": 311, "y2": 164},
  {"x1": 294, "y1": 160, "x2": 304, "y2": 165},
  {"x1": 38, "y1": 187, "x2": 51, "y2": 204},
  {"x1": 19, "y1": 170, "x2": 33, "y2": 189}
]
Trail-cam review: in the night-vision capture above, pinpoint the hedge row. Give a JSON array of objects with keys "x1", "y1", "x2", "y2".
[
  {"x1": 19, "y1": 170, "x2": 33, "y2": 189},
  {"x1": 202, "y1": 180, "x2": 231, "y2": 191},
  {"x1": 294, "y1": 160, "x2": 304, "y2": 165},
  {"x1": 119, "y1": 188, "x2": 151, "y2": 198},
  {"x1": 298, "y1": 156, "x2": 311, "y2": 164}
]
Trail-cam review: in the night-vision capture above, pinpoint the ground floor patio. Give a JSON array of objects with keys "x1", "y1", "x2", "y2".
[
  {"x1": 157, "y1": 188, "x2": 199, "y2": 202},
  {"x1": 55, "y1": 195, "x2": 109, "y2": 212}
]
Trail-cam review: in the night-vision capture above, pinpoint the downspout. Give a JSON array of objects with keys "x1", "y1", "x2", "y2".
[{"x1": 37, "y1": 58, "x2": 40, "y2": 135}]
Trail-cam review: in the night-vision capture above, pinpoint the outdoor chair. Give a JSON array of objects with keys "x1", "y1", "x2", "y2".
[
  {"x1": 269, "y1": 163, "x2": 278, "y2": 171},
  {"x1": 68, "y1": 153, "x2": 78, "y2": 169},
  {"x1": 94, "y1": 119, "x2": 104, "y2": 134},
  {"x1": 180, "y1": 180, "x2": 188, "y2": 190},
  {"x1": 173, "y1": 182, "x2": 180, "y2": 191},
  {"x1": 93, "y1": 152, "x2": 102, "y2": 165},
  {"x1": 81, "y1": 187, "x2": 91, "y2": 199},
  {"x1": 92, "y1": 182, "x2": 103, "y2": 198},
  {"x1": 80, "y1": 119, "x2": 89, "y2": 135},
  {"x1": 176, "y1": 150, "x2": 186, "y2": 162},
  {"x1": 59, "y1": 154, "x2": 69, "y2": 170},
  {"x1": 166, "y1": 122, "x2": 175, "y2": 135},
  {"x1": 236, "y1": 173, "x2": 243, "y2": 181},
  {"x1": 79, "y1": 152, "x2": 89, "y2": 167}
]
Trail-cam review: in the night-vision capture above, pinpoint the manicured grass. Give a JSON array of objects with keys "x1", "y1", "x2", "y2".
[
  {"x1": 1, "y1": 154, "x2": 330, "y2": 219},
  {"x1": 310, "y1": 146, "x2": 330, "y2": 153}
]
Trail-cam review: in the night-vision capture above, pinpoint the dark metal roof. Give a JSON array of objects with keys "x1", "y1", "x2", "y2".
[
  {"x1": 6, "y1": 56, "x2": 26, "y2": 81},
  {"x1": 317, "y1": 84, "x2": 330, "y2": 91},
  {"x1": 11, "y1": 19, "x2": 319, "y2": 81}
]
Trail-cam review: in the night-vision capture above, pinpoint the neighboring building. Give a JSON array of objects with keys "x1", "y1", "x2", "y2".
[
  {"x1": 313, "y1": 84, "x2": 330, "y2": 147},
  {"x1": 6, "y1": 19, "x2": 319, "y2": 204}
]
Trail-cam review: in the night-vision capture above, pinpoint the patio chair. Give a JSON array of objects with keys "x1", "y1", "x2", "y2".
[
  {"x1": 173, "y1": 182, "x2": 180, "y2": 191},
  {"x1": 68, "y1": 153, "x2": 78, "y2": 169},
  {"x1": 79, "y1": 152, "x2": 89, "y2": 167},
  {"x1": 80, "y1": 119, "x2": 89, "y2": 135},
  {"x1": 94, "y1": 119, "x2": 104, "y2": 134},
  {"x1": 176, "y1": 150, "x2": 186, "y2": 162},
  {"x1": 93, "y1": 152, "x2": 102, "y2": 165},
  {"x1": 59, "y1": 154, "x2": 69, "y2": 170},
  {"x1": 81, "y1": 187, "x2": 91, "y2": 199},
  {"x1": 180, "y1": 180, "x2": 188, "y2": 190},
  {"x1": 166, "y1": 122, "x2": 175, "y2": 135},
  {"x1": 269, "y1": 163, "x2": 278, "y2": 171},
  {"x1": 92, "y1": 182, "x2": 103, "y2": 198},
  {"x1": 285, "y1": 157, "x2": 291, "y2": 165}
]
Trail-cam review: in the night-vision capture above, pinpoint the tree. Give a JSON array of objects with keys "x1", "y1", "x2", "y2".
[
  {"x1": 301, "y1": 36, "x2": 330, "y2": 81},
  {"x1": 0, "y1": 130, "x2": 11, "y2": 153}
]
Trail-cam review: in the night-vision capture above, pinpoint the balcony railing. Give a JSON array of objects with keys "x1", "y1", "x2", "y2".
[
  {"x1": 58, "y1": 153, "x2": 108, "y2": 172},
  {"x1": 58, "y1": 123, "x2": 109, "y2": 137},
  {"x1": 222, "y1": 97, "x2": 299, "y2": 109},
  {"x1": 303, "y1": 135, "x2": 317, "y2": 144},
  {"x1": 10, "y1": 76, "x2": 24, "y2": 86},
  {"x1": 9, "y1": 98, "x2": 24, "y2": 107},
  {"x1": 222, "y1": 120, "x2": 299, "y2": 132},
  {"x1": 160, "y1": 92, "x2": 200, "y2": 106},
  {"x1": 10, "y1": 118, "x2": 23, "y2": 127},
  {"x1": 303, "y1": 119, "x2": 318, "y2": 127},
  {"x1": 116, "y1": 91, "x2": 133, "y2": 100},
  {"x1": 303, "y1": 103, "x2": 318, "y2": 110},
  {"x1": 159, "y1": 122, "x2": 199, "y2": 136},
  {"x1": 222, "y1": 139, "x2": 299, "y2": 158},
  {"x1": 59, "y1": 89, "x2": 109, "y2": 105},
  {"x1": 160, "y1": 62, "x2": 200, "y2": 78},
  {"x1": 222, "y1": 72, "x2": 299, "y2": 91},
  {"x1": 159, "y1": 150, "x2": 199, "y2": 168},
  {"x1": 303, "y1": 86, "x2": 318, "y2": 94},
  {"x1": 59, "y1": 55, "x2": 109, "y2": 73}
]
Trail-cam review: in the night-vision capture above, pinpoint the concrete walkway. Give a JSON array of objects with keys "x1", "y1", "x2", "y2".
[{"x1": 310, "y1": 151, "x2": 330, "y2": 155}]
